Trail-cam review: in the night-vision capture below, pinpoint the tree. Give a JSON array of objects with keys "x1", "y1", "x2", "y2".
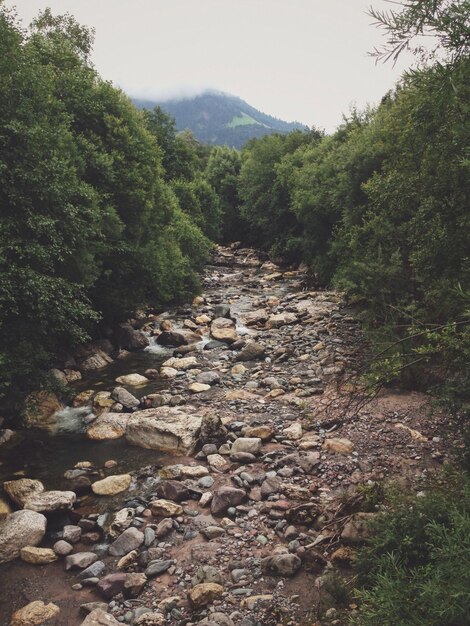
[
  {"x1": 369, "y1": 0, "x2": 470, "y2": 66},
  {"x1": 205, "y1": 146, "x2": 245, "y2": 242},
  {"x1": 0, "y1": 5, "x2": 212, "y2": 405}
]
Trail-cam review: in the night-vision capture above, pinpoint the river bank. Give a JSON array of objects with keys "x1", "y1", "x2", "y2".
[{"x1": 0, "y1": 245, "x2": 449, "y2": 626}]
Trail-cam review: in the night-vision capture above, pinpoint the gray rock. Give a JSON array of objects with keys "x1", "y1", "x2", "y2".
[
  {"x1": 198, "y1": 476, "x2": 215, "y2": 489},
  {"x1": 195, "y1": 371, "x2": 221, "y2": 386},
  {"x1": 201, "y1": 526, "x2": 225, "y2": 540},
  {"x1": 155, "y1": 480, "x2": 190, "y2": 502},
  {"x1": 111, "y1": 387, "x2": 139, "y2": 410},
  {"x1": 230, "y1": 438, "x2": 262, "y2": 456},
  {"x1": 261, "y1": 476, "x2": 282, "y2": 499},
  {"x1": 204, "y1": 340, "x2": 227, "y2": 350},
  {"x1": 78, "y1": 560, "x2": 106, "y2": 580},
  {"x1": 53, "y1": 540, "x2": 74, "y2": 556},
  {"x1": 65, "y1": 552, "x2": 98, "y2": 570},
  {"x1": 0, "y1": 429, "x2": 15, "y2": 445},
  {"x1": 192, "y1": 565, "x2": 223, "y2": 587},
  {"x1": 145, "y1": 559, "x2": 173, "y2": 578},
  {"x1": 144, "y1": 527, "x2": 156, "y2": 547},
  {"x1": 63, "y1": 524, "x2": 82, "y2": 543},
  {"x1": 108, "y1": 527, "x2": 144, "y2": 556},
  {"x1": 261, "y1": 554, "x2": 301, "y2": 577},
  {"x1": 236, "y1": 342, "x2": 266, "y2": 362},
  {"x1": 126, "y1": 407, "x2": 202, "y2": 455},
  {"x1": 96, "y1": 573, "x2": 129, "y2": 600},
  {"x1": 155, "y1": 518, "x2": 173, "y2": 538},
  {"x1": 230, "y1": 452, "x2": 257, "y2": 464},
  {"x1": 199, "y1": 414, "x2": 226, "y2": 445},
  {"x1": 214, "y1": 304, "x2": 231, "y2": 319},
  {"x1": 211, "y1": 487, "x2": 246, "y2": 516},
  {"x1": 123, "y1": 572, "x2": 147, "y2": 598},
  {"x1": 23, "y1": 489, "x2": 76, "y2": 513}
]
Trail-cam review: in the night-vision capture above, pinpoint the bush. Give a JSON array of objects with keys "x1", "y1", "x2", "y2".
[{"x1": 351, "y1": 470, "x2": 470, "y2": 626}]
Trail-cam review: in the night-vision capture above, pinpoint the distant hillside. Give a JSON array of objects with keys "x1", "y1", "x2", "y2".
[{"x1": 133, "y1": 90, "x2": 307, "y2": 149}]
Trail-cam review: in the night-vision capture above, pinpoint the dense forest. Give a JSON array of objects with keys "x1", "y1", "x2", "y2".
[{"x1": 0, "y1": 1, "x2": 469, "y2": 623}]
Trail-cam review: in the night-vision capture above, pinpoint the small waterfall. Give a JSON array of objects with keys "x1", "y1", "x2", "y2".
[
  {"x1": 144, "y1": 336, "x2": 174, "y2": 356},
  {"x1": 50, "y1": 405, "x2": 94, "y2": 434}
]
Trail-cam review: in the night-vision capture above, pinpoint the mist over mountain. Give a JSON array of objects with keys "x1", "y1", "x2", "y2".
[{"x1": 133, "y1": 90, "x2": 307, "y2": 149}]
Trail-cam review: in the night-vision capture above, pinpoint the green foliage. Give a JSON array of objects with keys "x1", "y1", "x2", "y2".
[
  {"x1": 144, "y1": 106, "x2": 199, "y2": 181},
  {"x1": 0, "y1": 5, "x2": 212, "y2": 403},
  {"x1": 205, "y1": 146, "x2": 246, "y2": 242},
  {"x1": 368, "y1": 0, "x2": 470, "y2": 66},
  {"x1": 172, "y1": 177, "x2": 222, "y2": 241},
  {"x1": 238, "y1": 129, "x2": 321, "y2": 261},
  {"x1": 233, "y1": 51, "x2": 469, "y2": 394},
  {"x1": 227, "y1": 113, "x2": 259, "y2": 128},
  {"x1": 352, "y1": 471, "x2": 470, "y2": 626}
]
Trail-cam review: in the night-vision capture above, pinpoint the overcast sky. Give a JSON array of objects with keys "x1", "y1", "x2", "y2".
[{"x1": 9, "y1": 0, "x2": 410, "y2": 132}]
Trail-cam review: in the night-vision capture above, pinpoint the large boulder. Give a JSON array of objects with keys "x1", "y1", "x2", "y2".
[
  {"x1": 210, "y1": 318, "x2": 238, "y2": 344},
  {"x1": 11, "y1": 601, "x2": 60, "y2": 626},
  {"x1": 157, "y1": 330, "x2": 201, "y2": 347},
  {"x1": 265, "y1": 312, "x2": 298, "y2": 329},
  {"x1": 92, "y1": 474, "x2": 132, "y2": 496},
  {"x1": 23, "y1": 391, "x2": 63, "y2": 428},
  {"x1": 23, "y1": 490, "x2": 76, "y2": 513},
  {"x1": 80, "y1": 351, "x2": 113, "y2": 373},
  {"x1": 0, "y1": 510, "x2": 47, "y2": 563},
  {"x1": 161, "y1": 356, "x2": 198, "y2": 371},
  {"x1": 86, "y1": 413, "x2": 130, "y2": 440},
  {"x1": 3, "y1": 478, "x2": 44, "y2": 507},
  {"x1": 126, "y1": 407, "x2": 202, "y2": 455},
  {"x1": 115, "y1": 373, "x2": 149, "y2": 386},
  {"x1": 230, "y1": 437, "x2": 262, "y2": 456},
  {"x1": 117, "y1": 323, "x2": 149, "y2": 351},
  {"x1": 241, "y1": 309, "x2": 269, "y2": 326}
]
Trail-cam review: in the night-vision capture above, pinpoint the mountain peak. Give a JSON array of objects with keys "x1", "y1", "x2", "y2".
[{"x1": 133, "y1": 91, "x2": 306, "y2": 149}]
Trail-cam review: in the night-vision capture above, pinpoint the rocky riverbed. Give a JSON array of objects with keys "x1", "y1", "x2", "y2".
[{"x1": 0, "y1": 246, "x2": 450, "y2": 626}]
